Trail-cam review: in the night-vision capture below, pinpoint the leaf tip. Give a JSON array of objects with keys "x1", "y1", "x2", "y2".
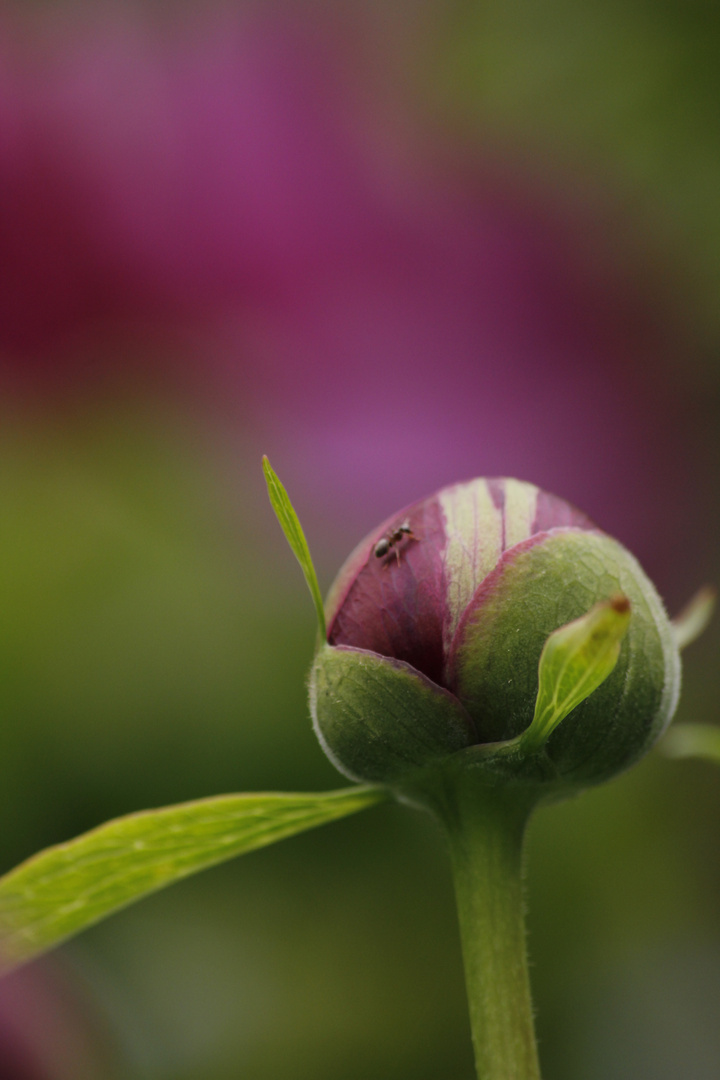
[
  {"x1": 610, "y1": 593, "x2": 631, "y2": 616},
  {"x1": 261, "y1": 454, "x2": 276, "y2": 485},
  {"x1": 672, "y1": 585, "x2": 716, "y2": 651},
  {"x1": 261, "y1": 454, "x2": 327, "y2": 640},
  {"x1": 660, "y1": 722, "x2": 720, "y2": 764}
]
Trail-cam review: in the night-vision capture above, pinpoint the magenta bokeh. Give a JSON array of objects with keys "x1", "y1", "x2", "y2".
[{"x1": 0, "y1": 4, "x2": 712, "y2": 600}]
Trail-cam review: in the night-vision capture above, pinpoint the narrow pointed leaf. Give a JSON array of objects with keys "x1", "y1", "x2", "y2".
[
  {"x1": 671, "y1": 585, "x2": 716, "y2": 651},
  {"x1": 0, "y1": 786, "x2": 384, "y2": 973},
  {"x1": 263, "y1": 456, "x2": 326, "y2": 639},
  {"x1": 660, "y1": 723, "x2": 720, "y2": 764},
  {"x1": 520, "y1": 595, "x2": 631, "y2": 753}
]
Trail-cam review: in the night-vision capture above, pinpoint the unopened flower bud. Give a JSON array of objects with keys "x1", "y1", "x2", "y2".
[{"x1": 308, "y1": 477, "x2": 681, "y2": 794}]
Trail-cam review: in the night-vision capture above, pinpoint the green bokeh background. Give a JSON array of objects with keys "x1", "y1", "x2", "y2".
[{"x1": 0, "y1": 403, "x2": 718, "y2": 1080}]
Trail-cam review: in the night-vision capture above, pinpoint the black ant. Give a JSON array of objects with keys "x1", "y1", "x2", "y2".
[{"x1": 373, "y1": 520, "x2": 414, "y2": 564}]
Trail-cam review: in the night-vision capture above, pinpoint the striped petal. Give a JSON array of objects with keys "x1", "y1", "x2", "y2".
[{"x1": 328, "y1": 478, "x2": 594, "y2": 691}]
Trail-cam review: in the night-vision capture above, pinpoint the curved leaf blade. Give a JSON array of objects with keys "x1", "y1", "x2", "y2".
[
  {"x1": 0, "y1": 786, "x2": 385, "y2": 973},
  {"x1": 262, "y1": 455, "x2": 327, "y2": 640},
  {"x1": 672, "y1": 585, "x2": 716, "y2": 651},
  {"x1": 660, "y1": 723, "x2": 720, "y2": 764}
]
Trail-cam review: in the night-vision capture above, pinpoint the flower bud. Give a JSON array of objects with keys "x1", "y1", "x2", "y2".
[{"x1": 309, "y1": 477, "x2": 681, "y2": 794}]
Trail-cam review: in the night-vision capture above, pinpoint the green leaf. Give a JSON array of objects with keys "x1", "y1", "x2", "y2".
[
  {"x1": 671, "y1": 585, "x2": 716, "y2": 651},
  {"x1": 660, "y1": 723, "x2": 720, "y2": 764},
  {"x1": 263, "y1": 455, "x2": 327, "y2": 640},
  {"x1": 0, "y1": 786, "x2": 385, "y2": 973},
  {"x1": 520, "y1": 595, "x2": 632, "y2": 753}
]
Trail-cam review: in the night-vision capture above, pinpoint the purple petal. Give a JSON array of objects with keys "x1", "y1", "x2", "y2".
[{"x1": 327, "y1": 495, "x2": 447, "y2": 687}]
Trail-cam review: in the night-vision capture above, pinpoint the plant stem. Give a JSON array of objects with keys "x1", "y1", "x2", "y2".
[{"x1": 430, "y1": 776, "x2": 541, "y2": 1080}]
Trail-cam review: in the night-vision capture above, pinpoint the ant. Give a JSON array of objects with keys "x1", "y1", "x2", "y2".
[{"x1": 373, "y1": 520, "x2": 414, "y2": 564}]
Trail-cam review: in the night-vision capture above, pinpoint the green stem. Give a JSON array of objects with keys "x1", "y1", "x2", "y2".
[{"x1": 429, "y1": 776, "x2": 541, "y2": 1080}]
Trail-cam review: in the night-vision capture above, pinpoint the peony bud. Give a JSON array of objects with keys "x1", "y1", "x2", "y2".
[
  {"x1": 263, "y1": 460, "x2": 699, "y2": 1080},
  {"x1": 308, "y1": 476, "x2": 681, "y2": 795}
]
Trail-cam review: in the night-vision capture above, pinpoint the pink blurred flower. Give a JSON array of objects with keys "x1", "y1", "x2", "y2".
[
  {"x1": 0, "y1": 3, "x2": 712, "y2": 598},
  {"x1": 0, "y1": 960, "x2": 119, "y2": 1079}
]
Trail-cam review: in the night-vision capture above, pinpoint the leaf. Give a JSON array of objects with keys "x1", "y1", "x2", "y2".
[
  {"x1": 0, "y1": 786, "x2": 385, "y2": 973},
  {"x1": 263, "y1": 456, "x2": 327, "y2": 640},
  {"x1": 660, "y1": 723, "x2": 720, "y2": 764},
  {"x1": 520, "y1": 595, "x2": 632, "y2": 753},
  {"x1": 671, "y1": 585, "x2": 716, "y2": 651}
]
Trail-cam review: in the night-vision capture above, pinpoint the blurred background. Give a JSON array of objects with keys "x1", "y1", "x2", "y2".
[{"x1": 1, "y1": 1, "x2": 719, "y2": 1077}]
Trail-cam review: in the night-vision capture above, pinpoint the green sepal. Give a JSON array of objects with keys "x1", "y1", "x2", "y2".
[
  {"x1": 310, "y1": 644, "x2": 477, "y2": 784},
  {"x1": 0, "y1": 786, "x2": 385, "y2": 974},
  {"x1": 263, "y1": 455, "x2": 326, "y2": 641},
  {"x1": 519, "y1": 595, "x2": 631, "y2": 753},
  {"x1": 451, "y1": 530, "x2": 680, "y2": 784}
]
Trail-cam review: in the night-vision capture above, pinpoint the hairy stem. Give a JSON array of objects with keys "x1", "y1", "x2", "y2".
[{"x1": 430, "y1": 777, "x2": 540, "y2": 1080}]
